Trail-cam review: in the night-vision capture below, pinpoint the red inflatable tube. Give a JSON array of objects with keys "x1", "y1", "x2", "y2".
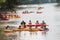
[
  {"x1": 26, "y1": 24, "x2": 41, "y2": 27},
  {"x1": 26, "y1": 24, "x2": 48, "y2": 27}
]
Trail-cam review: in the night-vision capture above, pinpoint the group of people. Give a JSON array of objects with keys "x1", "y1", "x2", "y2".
[
  {"x1": 6, "y1": 20, "x2": 47, "y2": 30},
  {"x1": 18, "y1": 20, "x2": 47, "y2": 29}
]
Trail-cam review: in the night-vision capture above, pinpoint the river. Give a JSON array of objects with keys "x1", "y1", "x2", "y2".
[{"x1": 0, "y1": 3, "x2": 60, "y2": 40}]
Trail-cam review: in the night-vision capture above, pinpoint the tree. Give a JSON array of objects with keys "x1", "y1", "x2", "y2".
[
  {"x1": 56, "y1": 0, "x2": 60, "y2": 3},
  {"x1": 0, "y1": 0, "x2": 19, "y2": 11},
  {"x1": 56, "y1": 0, "x2": 60, "y2": 5}
]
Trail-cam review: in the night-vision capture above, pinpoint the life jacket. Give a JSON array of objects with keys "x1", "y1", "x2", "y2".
[
  {"x1": 36, "y1": 22, "x2": 39, "y2": 24},
  {"x1": 29, "y1": 22, "x2": 32, "y2": 24}
]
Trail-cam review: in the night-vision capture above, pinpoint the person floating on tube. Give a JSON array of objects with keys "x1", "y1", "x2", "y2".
[
  {"x1": 35, "y1": 20, "x2": 40, "y2": 28},
  {"x1": 6, "y1": 25, "x2": 10, "y2": 29},
  {"x1": 41, "y1": 20, "x2": 47, "y2": 30},
  {"x1": 28, "y1": 20, "x2": 32, "y2": 29},
  {"x1": 21, "y1": 21, "x2": 26, "y2": 28}
]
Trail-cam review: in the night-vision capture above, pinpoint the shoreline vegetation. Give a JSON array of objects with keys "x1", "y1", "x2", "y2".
[
  {"x1": 0, "y1": 0, "x2": 19, "y2": 21},
  {"x1": 0, "y1": 0, "x2": 18, "y2": 40}
]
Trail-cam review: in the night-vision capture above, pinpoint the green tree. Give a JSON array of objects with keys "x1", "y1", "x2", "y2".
[
  {"x1": 56, "y1": 0, "x2": 60, "y2": 5},
  {"x1": 56, "y1": 0, "x2": 60, "y2": 3},
  {"x1": 0, "y1": 0, "x2": 18, "y2": 11},
  {"x1": 0, "y1": 0, "x2": 6, "y2": 3}
]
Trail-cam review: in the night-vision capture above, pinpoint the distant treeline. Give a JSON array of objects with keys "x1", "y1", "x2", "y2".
[
  {"x1": 18, "y1": 0, "x2": 58, "y2": 4},
  {"x1": 0, "y1": 0, "x2": 60, "y2": 11},
  {"x1": 56, "y1": 0, "x2": 60, "y2": 3}
]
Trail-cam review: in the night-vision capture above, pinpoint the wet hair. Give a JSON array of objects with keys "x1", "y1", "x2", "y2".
[
  {"x1": 36, "y1": 20, "x2": 39, "y2": 22},
  {"x1": 7, "y1": 25, "x2": 9, "y2": 27},
  {"x1": 6, "y1": 25, "x2": 10, "y2": 29},
  {"x1": 42, "y1": 20, "x2": 46, "y2": 24},
  {"x1": 29, "y1": 20, "x2": 31, "y2": 22},
  {"x1": 21, "y1": 21, "x2": 26, "y2": 25}
]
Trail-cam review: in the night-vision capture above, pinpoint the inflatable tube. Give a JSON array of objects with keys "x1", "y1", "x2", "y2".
[
  {"x1": 26, "y1": 24, "x2": 41, "y2": 27},
  {"x1": 13, "y1": 29, "x2": 22, "y2": 32},
  {"x1": 13, "y1": 28, "x2": 25, "y2": 32},
  {"x1": 26, "y1": 24, "x2": 48, "y2": 27},
  {"x1": 24, "y1": 28, "x2": 30, "y2": 31},
  {"x1": 4, "y1": 28, "x2": 49, "y2": 32},
  {"x1": 29, "y1": 29, "x2": 39, "y2": 32},
  {"x1": 4, "y1": 30, "x2": 13, "y2": 33},
  {"x1": 13, "y1": 28, "x2": 30, "y2": 31}
]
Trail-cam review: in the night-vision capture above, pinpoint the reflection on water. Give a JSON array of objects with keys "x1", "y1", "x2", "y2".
[
  {"x1": 4, "y1": 31, "x2": 47, "y2": 40},
  {"x1": 5, "y1": 33, "x2": 17, "y2": 40}
]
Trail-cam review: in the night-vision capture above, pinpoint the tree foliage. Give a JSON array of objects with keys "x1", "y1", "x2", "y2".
[
  {"x1": 56, "y1": 0, "x2": 60, "y2": 3},
  {"x1": 0, "y1": 0, "x2": 18, "y2": 11}
]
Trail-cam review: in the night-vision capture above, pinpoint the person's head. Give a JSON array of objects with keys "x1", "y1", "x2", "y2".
[
  {"x1": 36, "y1": 20, "x2": 39, "y2": 23},
  {"x1": 42, "y1": 20, "x2": 45, "y2": 22},
  {"x1": 7, "y1": 25, "x2": 9, "y2": 27},
  {"x1": 29, "y1": 20, "x2": 31, "y2": 22},
  {"x1": 42, "y1": 20, "x2": 46, "y2": 24}
]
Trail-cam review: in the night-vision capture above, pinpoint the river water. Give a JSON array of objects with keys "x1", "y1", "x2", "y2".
[{"x1": 0, "y1": 3, "x2": 60, "y2": 40}]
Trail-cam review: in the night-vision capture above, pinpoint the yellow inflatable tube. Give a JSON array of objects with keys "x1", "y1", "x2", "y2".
[{"x1": 4, "y1": 29, "x2": 13, "y2": 33}]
